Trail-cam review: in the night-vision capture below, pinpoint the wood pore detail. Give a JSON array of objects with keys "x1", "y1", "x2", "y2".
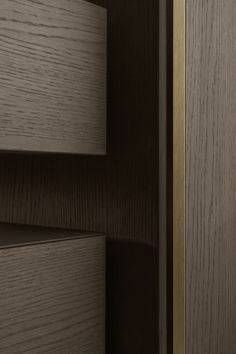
[
  {"x1": 0, "y1": 233, "x2": 105, "y2": 353},
  {"x1": 186, "y1": 0, "x2": 236, "y2": 353},
  {"x1": 0, "y1": 0, "x2": 159, "y2": 353},
  {"x1": 0, "y1": 0, "x2": 107, "y2": 154},
  {"x1": 0, "y1": 0, "x2": 158, "y2": 247}
]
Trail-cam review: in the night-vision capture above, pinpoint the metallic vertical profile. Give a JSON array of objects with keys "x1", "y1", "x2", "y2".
[
  {"x1": 159, "y1": 0, "x2": 167, "y2": 352},
  {"x1": 173, "y1": 0, "x2": 185, "y2": 354}
]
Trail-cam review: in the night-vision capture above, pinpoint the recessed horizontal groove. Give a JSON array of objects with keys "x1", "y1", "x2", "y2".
[{"x1": 0, "y1": 222, "x2": 104, "y2": 249}]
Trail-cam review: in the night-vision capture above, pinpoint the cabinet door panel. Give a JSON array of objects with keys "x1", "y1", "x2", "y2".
[
  {"x1": 186, "y1": 0, "x2": 236, "y2": 353},
  {"x1": 0, "y1": 227, "x2": 105, "y2": 354}
]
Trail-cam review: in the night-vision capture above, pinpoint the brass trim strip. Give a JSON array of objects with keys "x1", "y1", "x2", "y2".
[{"x1": 173, "y1": 0, "x2": 186, "y2": 354}]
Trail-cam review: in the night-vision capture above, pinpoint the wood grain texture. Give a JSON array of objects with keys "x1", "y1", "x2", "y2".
[
  {"x1": 0, "y1": 0, "x2": 159, "y2": 352},
  {"x1": 0, "y1": 0, "x2": 106, "y2": 154},
  {"x1": 0, "y1": 230, "x2": 105, "y2": 353},
  {"x1": 0, "y1": 0, "x2": 158, "y2": 246},
  {"x1": 186, "y1": 0, "x2": 236, "y2": 353}
]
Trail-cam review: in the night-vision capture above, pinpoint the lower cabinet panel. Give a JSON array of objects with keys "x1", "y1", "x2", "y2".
[{"x1": 0, "y1": 225, "x2": 105, "y2": 354}]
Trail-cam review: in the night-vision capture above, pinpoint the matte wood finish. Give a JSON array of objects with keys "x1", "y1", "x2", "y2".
[
  {"x1": 0, "y1": 226, "x2": 105, "y2": 353},
  {"x1": 0, "y1": 0, "x2": 106, "y2": 154},
  {"x1": 0, "y1": 222, "x2": 102, "y2": 247},
  {"x1": 186, "y1": 0, "x2": 236, "y2": 353},
  {"x1": 0, "y1": 0, "x2": 158, "y2": 246},
  {"x1": 0, "y1": 0, "x2": 159, "y2": 353}
]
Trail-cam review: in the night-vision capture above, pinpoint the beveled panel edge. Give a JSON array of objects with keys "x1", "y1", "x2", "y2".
[
  {"x1": 173, "y1": 0, "x2": 186, "y2": 354},
  {"x1": 0, "y1": 222, "x2": 104, "y2": 249}
]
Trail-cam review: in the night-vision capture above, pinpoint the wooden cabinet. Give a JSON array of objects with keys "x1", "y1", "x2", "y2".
[
  {"x1": 0, "y1": 0, "x2": 106, "y2": 154},
  {"x1": 0, "y1": 223, "x2": 105, "y2": 353},
  {"x1": 0, "y1": 0, "x2": 236, "y2": 354}
]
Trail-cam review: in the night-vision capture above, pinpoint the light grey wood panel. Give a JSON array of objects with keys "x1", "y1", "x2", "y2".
[
  {"x1": 0, "y1": 232, "x2": 105, "y2": 353},
  {"x1": 0, "y1": 0, "x2": 106, "y2": 154},
  {"x1": 186, "y1": 0, "x2": 236, "y2": 353}
]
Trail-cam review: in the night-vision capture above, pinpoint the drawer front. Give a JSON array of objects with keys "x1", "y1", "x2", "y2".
[
  {"x1": 0, "y1": 236, "x2": 105, "y2": 353},
  {"x1": 0, "y1": 0, "x2": 107, "y2": 154}
]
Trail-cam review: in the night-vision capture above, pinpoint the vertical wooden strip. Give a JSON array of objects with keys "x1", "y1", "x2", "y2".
[{"x1": 173, "y1": 0, "x2": 185, "y2": 354}]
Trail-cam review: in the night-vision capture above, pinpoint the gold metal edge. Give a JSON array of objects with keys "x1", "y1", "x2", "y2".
[{"x1": 173, "y1": 0, "x2": 186, "y2": 354}]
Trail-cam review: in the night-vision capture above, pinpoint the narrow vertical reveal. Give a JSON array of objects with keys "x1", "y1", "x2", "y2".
[
  {"x1": 159, "y1": 0, "x2": 167, "y2": 351},
  {"x1": 173, "y1": 0, "x2": 185, "y2": 354}
]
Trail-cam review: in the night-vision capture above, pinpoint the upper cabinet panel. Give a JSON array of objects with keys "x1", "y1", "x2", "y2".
[{"x1": 0, "y1": 0, "x2": 107, "y2": 154}]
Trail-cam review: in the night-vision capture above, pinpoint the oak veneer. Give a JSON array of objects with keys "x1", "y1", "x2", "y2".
[
  {"x1": 0, "y1": 0, "x2": 107, "y2": 154},
  {"x1": 0, "y1": 0, "x2": 159, "y2": 246},
  {"x1": 186, "y1": 0, "x2": 236, "y2": 353},
  {"x1": 0, "y1": 223, "x2": 105, "y2": 354},
  {"x1": 0, "y1": 0, "x2": 159, "y2": 353}
]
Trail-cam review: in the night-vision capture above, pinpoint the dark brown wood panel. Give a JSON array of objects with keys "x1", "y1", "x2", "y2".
[
  {"x1": 186, "y1": 0, "x2": 236, "y2": 353},
  {"x1": 0, "y1": 222, "x2": 102, "y2": 248},
  {"x1": 87, "y1": 0, "x2": 107, "y2": 6},
  {"x1": 107, "y1": 241, "x2": 158, "y2": 354},
  {"x1": 0, "y1": 232, "x2": 105, "y2": 353}
]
